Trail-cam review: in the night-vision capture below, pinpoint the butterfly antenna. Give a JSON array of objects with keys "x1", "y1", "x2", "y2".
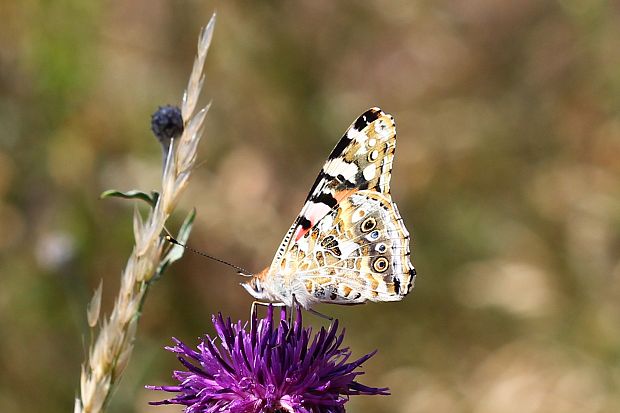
[{"x1": 164, "y1": 235, "x2": 253, "y2": 277}]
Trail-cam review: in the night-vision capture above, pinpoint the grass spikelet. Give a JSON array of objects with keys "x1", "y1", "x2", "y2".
[{"x1": 75, "y1": 13, "x2": 216, "y2": 413}]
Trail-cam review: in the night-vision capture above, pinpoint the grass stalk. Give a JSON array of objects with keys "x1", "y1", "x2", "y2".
[{"x1": 74, "y1": 14, "x2": 216, "y2": 413}]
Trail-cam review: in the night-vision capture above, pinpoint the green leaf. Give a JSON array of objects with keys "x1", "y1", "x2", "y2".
[
  {"x1": 100, "y1": 189, "x2": 160, "y2": 208},
  {"x1": 168, "y1": 208, "x2": 196, "y2": 261},
  {"x1": 154, "y1": 208, "x2": 196, "y2": 280}
]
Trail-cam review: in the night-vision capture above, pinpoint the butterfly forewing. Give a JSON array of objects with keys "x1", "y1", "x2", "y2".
[{"x1": 274, "y1": 107, "x2": 396, "y2": 262}]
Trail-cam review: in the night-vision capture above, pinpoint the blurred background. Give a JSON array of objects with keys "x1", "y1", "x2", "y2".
[{"x1": 1, "y1": 0, "x2": 620, "y2": 412}]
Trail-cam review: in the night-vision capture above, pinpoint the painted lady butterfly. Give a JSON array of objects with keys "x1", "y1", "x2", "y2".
[{"x1": 243, "y1": 108, "x2": 416, "y2": 309}]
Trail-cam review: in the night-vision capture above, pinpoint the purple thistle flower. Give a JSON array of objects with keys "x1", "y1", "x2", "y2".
[{"x1": 147, "y1": 306, "x2": 389, "y2": 413}]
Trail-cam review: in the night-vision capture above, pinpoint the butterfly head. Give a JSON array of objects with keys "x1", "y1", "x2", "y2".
[{"x1": 241, "y1": 268, "x2": 270, "y2": 300}]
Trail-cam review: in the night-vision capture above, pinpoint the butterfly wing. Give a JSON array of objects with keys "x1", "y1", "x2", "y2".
[
  {"x1": 248, "y1": 107, "x2": 415, "y2": 308},
  {"x1": 272, "y1": 107, "x2": 397, "y2": 263},
  {"x1": 278, "y1": 190, "x2": 415, "y2": 305}
]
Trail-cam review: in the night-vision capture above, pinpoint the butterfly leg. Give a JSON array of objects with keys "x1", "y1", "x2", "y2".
[
  {"x1": 289, "y1": 294, "x2": 333, "y2": 322},
  {"x1": 289, "y1": 294, "x2": 298, "y2": 328},
  {"x1": 307, "y1": 307, "x2": 334, "y2": 321},
  {"x1": 282, "y1": 295, "x2": 303, "y2": 341},
  {"x1": 250, "y1": 300, "x2": 285, "y2": 330}
]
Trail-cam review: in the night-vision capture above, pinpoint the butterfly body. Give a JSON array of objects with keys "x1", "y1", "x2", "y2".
[{"x1": 243, "y1": 108, "x2": 416, "y2": 309}]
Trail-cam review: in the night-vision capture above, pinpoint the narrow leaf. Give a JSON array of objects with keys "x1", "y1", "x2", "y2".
[
  {"x1": 100, "y1": 189, "x2": 160, "y2": 208},
  {"x1": 154, "y1": 208, "x2": 196, "y2": 280}
]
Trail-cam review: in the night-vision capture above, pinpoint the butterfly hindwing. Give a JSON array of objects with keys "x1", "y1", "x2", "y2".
[{"x1": 281, "y1": 190, "x2": 415, "y2": 305}]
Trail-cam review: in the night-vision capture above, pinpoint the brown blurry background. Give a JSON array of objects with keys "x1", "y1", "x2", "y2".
[{"x1": 1, "y1": 1, "x2": 620, "y2": 412}]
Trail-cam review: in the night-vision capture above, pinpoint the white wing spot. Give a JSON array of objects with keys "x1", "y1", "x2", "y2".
[
  {"x1": 363, "y1": 164, "x2": 376, "y2": 180},
  {"x1": 375, "y1": 120, "x2": 391, "y2": 137},
  {"x1": 325, "y1": 158, "x2": 358, "y2": 181},
  {"x1": 319, "y1": 214, "x2": 334, "y2": 232},
  {"x1": 297, "y1": 236, "x2": 310, "y2": 254},
  {"x1": 339, "y1": 241, "x2": 358, "y2": 258},
  {"x1": 350, "y1": 129, "x2": 367, "y2": 143}
]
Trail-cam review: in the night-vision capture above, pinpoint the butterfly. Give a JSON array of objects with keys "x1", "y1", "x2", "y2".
[{"x1": 243, "y1": 107, "x2": 416, "y2": 310}]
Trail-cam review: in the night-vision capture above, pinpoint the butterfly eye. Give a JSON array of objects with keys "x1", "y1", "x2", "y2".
[
  {"x1": 367, "y1": 150, "x2": 379, "y2": 162},
  {"x1": 375, "y1": 243, "x2": 387, "y2": 253},
  {"x1": 361, "y1": 217, "x2": 376, "y2": 232},
  {"x1": 368, "y1": 230, "x2": 380, "y2": 240},
  {"x1": 373, "y1": 257, "x2": 389, "y2": 273}
]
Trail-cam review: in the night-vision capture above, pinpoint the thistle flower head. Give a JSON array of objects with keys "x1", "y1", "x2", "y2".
[
  {"x1": 151, "y1": 105, "x2": 184, "y2": 145},
  {"x1": 147, "y1": 306, "x2": 389, "y2": 413}
]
